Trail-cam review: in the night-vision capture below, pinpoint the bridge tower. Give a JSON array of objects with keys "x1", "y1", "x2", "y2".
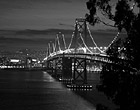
[
  {"x1": 74, "y1": 18, "x2": 87, "y2": 53},
  {"x1": 54, "y1": 32, "x2": 67, "y2": 52},
  {"x1": 72, "y1": 18, "x2": 88, "y2": 85},
  {"x1": 45, "y1": 42, "x2": 56, "y2": 74}
]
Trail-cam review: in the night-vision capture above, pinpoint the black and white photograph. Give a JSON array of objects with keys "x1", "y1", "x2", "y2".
[{"x1": 0, "y1": 0, "x2": 140, "y2": 110}]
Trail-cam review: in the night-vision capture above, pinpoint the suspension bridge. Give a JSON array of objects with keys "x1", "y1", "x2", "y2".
[{"x1": 43, "y1": 18, "x2": 128, "y2": 89}]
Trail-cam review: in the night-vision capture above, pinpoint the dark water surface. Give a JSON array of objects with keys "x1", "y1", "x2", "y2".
[{"x1": 0, "y1": 70, "x2": 96, "y2": 110}]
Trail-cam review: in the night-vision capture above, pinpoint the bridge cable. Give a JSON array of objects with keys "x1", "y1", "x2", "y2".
[
  {"x1": 56, "y1": 34, "x2": 61, "y2": 52},
  {"x1": 67, "y1": 32, "x2": 74, "y2": 50},
  {"x1": 79, "y1": 32, "x2": 93, "y2": 54},
  {"x1": 62, "y1": 34, "x2": 67, "y2": 50},
  {"x1": 87, "y1": 23, "x2": 120, "y2": 53},
  {"x1": 54, "y1": 37, "x2": 57, "y2": 52},
  {"x1": 87, "y1": 24, "x2": 105, "y2": 53},
  {"x1": 67, "y1": 24, "x2": 76, "y2": 50},
  {"x1": 105, "y1": 32, "x2": 120, "y2": 51},
  {"x1": 48, "y1": 43, "x2": 51, "y2": 56}
]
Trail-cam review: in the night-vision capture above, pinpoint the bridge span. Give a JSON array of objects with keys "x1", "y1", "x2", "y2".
[{"x1": 43, "y1": 18, "x2": 128, "y2": 90}]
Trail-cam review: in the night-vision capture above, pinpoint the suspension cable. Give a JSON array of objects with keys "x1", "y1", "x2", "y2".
[
  {"x1": 68, "y1": 30, "x2": 75, "y2": 50},
  {"x1": 62, "y1": 34, "x2": 67, "y2": 49},
  {"x1": 87, "y1": 23, "x2": 120, "y2": 53},
  {"x1": 54, "y1": 37, "x2": 57, "y2": 52},
  {"x1": 105, "y1": 32, "x2": 120, "y2": 50},
  {"x1": 52, "y1": 43, "x2": 55, "y2": 53},
  {"x1": 87, "y1": 24, "x2": 105, "y2": 53},
  {"x1": 79, "y1": 32, "x2": 93, "y2": 54},
  {"x1": 48, "y1": 43, "x2": 51, "y2": 56},
  {"x1": 56, "y1": 34, "x2": 61, "y2": 51}
]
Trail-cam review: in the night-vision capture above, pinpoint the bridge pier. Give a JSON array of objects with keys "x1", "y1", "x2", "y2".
[
  {"x1": 58, "y1": 53, "x2": 73, "y2": 84},
  {"x1": 54, "y1": 58, "x2": 63, "y2": 78},
  {"x1": 66, "y1": 57, "x2": 92, "y2": 90},
  {"x1": 73, "y1": 58, "x2": 87, "y2": 85},
  {"x1": 46, "y1": 60, "x2": 55, "y2": 74},
  {"x1": 62, "y1": 56, "x2": 72, "y2": 79}
]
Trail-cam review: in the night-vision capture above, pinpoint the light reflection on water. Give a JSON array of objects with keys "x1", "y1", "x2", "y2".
[
  {"x1": 0, "y1": 70, "x2": 96, "y2": 110},
  {"x1": 25, "y1": 71, "x2": 55, "y2": 83},
  {"x1": 42, "y1": 71, "x2": 55, "y2": 82}
]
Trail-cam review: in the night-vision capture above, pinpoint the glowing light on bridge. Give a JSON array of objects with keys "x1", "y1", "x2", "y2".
[
  {"x1": 44, "y1": 18, "x2": 121, "y2": 61},
  {"x1": 10, "y1": 59, "x2": 20, "y2": 63}
]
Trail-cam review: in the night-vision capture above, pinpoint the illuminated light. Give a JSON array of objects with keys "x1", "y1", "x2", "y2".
[
  {"x1": 118, "y1": 47, "x2": 121, "y2": 50},
  {"x1": 131, "y1": 3, "x2": 135, "y2": 10},
  {"x1": 59, "y1": 78, "x2": 62, "y2": 81},
  {"x1": 93, "y1": 47, "x2": 96, "y2": 50},
  {"x1": 100, "y1": 47, "x2": 103, "y2": 49},
  {"x1": 67, "y1": 85, "x2": 71, "y2": 88},
  {"x1": 32, "y1": 59, "x2": 37, "y2": 62},
  {"x1": 10, "y1": 59, "x2": 20, "y2": 63},
  {"x1": 104, "y1": 47, "x2": 107, "y2": 50},
  {"x1": 8, "y1": 66, "x2": 10, "y2": 68}
]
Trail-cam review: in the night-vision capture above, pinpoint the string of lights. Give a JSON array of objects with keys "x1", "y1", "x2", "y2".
[
  {"x1": 87, "y1": 23, "x2": 120, "y2": 53},
  {"x1": 86, "y1": 24, "x2": 105, "y2": 53},
  {"x1": 68, "y1": 32, "x2": 74, "y2": 50},
  {"x1": 79, "y1": 32, "x2": 93, "y2": 54},
  {"x1": 45, "y1": 18, "x2": 121, "y2": 60},
  {"x1": 105, "y1": 32, "x2": 120, "y2": 51},
  {"x1": 56, "y1": 34, "x2": 61, "y2": 51},
  {"x1": 62, "y1": 34, "x2": 67, "y2": 50}
]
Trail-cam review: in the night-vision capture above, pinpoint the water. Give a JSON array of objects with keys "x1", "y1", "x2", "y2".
[{"x1": 0, "y1": 70, "x2": 96, "y2": 110}]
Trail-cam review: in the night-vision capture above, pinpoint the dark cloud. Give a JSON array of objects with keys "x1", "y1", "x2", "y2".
[
  {"x1": 59, "y1": 23, "x2": 74, "y2": 28},
  {"x1": 0, "y1": 29, "x2": 126, "y2": 51}
]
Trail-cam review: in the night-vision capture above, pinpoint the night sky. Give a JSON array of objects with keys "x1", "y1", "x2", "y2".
[
  {"x1": 0, "y1": 0, "x2": 89, "y2": 30},
  {"x1": 0, "y1": 0, "x2": 126, "y2": 52}
]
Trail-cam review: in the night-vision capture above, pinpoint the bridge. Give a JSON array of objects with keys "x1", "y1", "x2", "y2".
[{"x1": 43, "y1": 18, "x2": 128, "y2": 89}]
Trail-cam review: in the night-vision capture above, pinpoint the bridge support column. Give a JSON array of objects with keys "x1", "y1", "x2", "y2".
[
  {"x1": 73, "y1": 58, "x2": 87, "y2": 85},
  {"x1": 55, "y1": 58, "x2": 63, "y2": 78},
  {"x1": 58, "y1": 53, "x2": 73, "y2": 84},
  {"x1": 62, "y1": 56, "x2": 72, "y2": 79},
  {"x1": 46, "y1": 60, "x2": 55, "y2": 74}
]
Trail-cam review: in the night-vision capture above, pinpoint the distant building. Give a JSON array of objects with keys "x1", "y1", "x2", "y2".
[{"x1": 26, "y1": 57, "x2": 33, "y2": 68}]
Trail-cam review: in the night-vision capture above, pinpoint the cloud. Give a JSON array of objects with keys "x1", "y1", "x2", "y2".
[{"x1": 59, "y1": 23, "x2": 74, "y2": 28}]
